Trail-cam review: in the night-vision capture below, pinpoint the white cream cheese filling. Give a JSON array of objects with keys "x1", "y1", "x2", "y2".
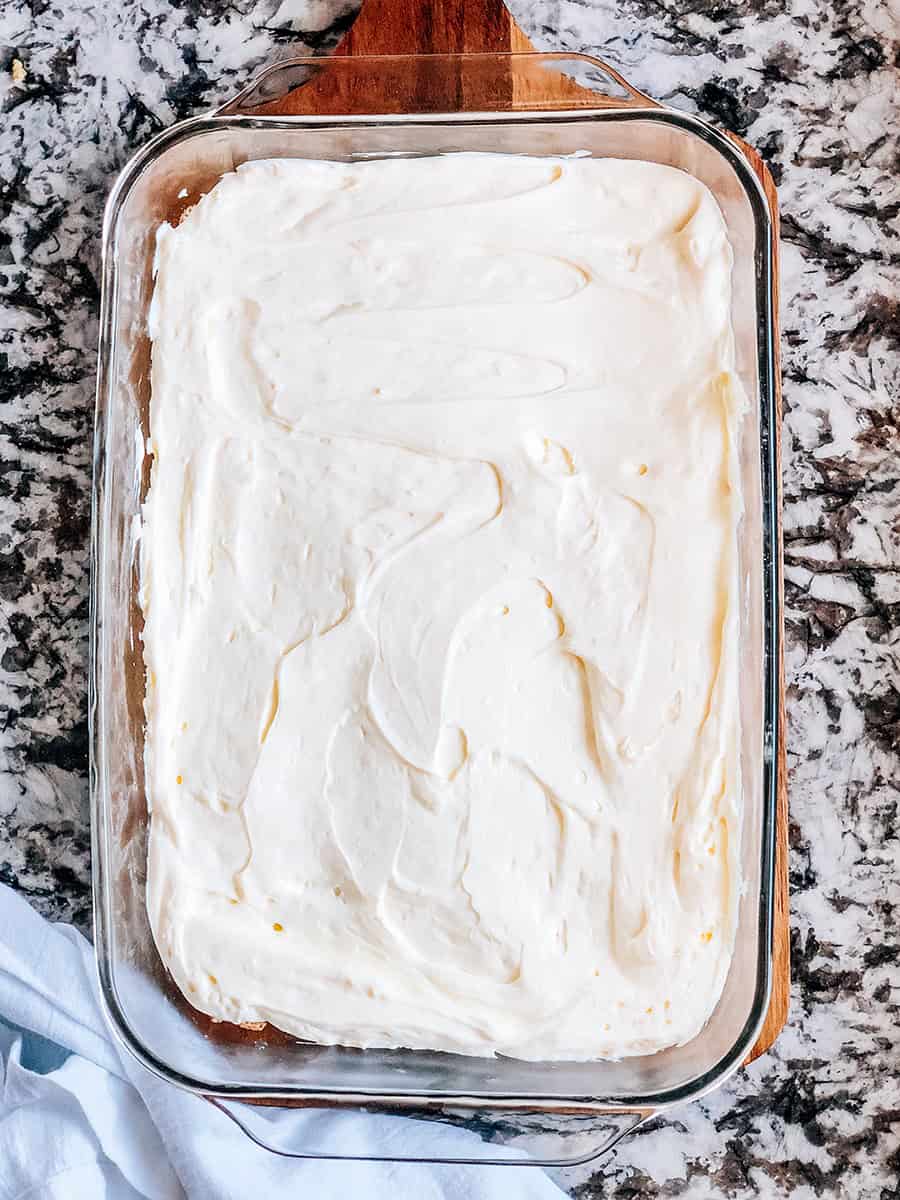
[{"x1": 142, "y1": 154, "x2": 743, "y2": 1060}]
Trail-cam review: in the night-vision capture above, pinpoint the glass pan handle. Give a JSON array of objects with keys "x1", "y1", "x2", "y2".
[
  {"x1": 207, "y1": 1097, "x2": 650, "y2": 1167},
  {"x1": 217, "y1": 50, "x2": 658, "y2": 119}
]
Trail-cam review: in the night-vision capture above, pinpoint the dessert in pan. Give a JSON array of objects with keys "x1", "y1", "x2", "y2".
[{"x1": 141, "y1": 151, "x2": 743, "y2": 1061}]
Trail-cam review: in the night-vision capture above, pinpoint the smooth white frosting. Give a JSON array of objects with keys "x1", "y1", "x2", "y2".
[{"x1": 142, "y1": 154, "x2": 743, "y2": 1061}]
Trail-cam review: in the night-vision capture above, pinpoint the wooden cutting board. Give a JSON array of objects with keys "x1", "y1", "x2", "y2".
[{"x1": 250, "y1": 0, "x2": 789, "y2": 1064}]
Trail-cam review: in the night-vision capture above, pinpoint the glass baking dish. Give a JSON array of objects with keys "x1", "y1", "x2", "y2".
[{"x1": 90, "y1": 51, "x2": 780, "y2": 1167}]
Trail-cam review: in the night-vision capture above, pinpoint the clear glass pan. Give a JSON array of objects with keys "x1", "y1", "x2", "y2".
[{"x1": 90, "y1": 52, "x2": 780, "y2": 1166}]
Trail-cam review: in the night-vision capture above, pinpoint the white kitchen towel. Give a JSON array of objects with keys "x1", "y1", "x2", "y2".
[{"x1": 0, "y1": 884, "x2": 567, "y2": 1200}]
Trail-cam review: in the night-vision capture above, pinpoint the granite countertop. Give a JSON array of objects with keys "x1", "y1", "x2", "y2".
[{"x1": 1, "y1": 0, "x2": 898, "y2": 1194}]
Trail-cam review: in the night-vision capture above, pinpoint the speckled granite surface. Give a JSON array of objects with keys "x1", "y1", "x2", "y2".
[{"x1": 1, "y1": 0, "x2": 898, "y2": 1194}]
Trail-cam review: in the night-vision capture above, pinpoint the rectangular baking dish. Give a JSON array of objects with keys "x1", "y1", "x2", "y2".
[{"x1": 90, "y1": 51, "x2": 780, "y2": 1166}]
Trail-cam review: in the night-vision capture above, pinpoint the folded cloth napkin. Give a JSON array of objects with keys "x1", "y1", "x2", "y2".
[{"x1": 0, "y1": 884, "x2": 567, "y2": 1200}]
